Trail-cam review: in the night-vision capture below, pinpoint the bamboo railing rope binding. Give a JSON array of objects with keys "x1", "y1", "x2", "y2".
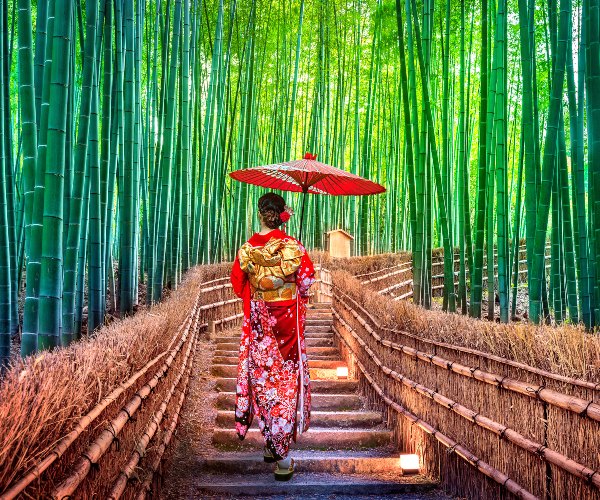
[
  {"x1": 50, "y1": 299, "x2": 200, "y2": 499},
  {"x1": 0, "y1": 291, "x2": 202, "y2": 500},
  {"x1": 333, "y1": 314, "x2": 600, "y2": 489},
  {"x1": 332, "y1": 283, "x2": 600, "y2": 392},
  {"x1": 107, "y1": 311, "x2": 200, "y2": 500},
  {"x1": 334, "y1": 296, "x2": 600, "y2": 421},
  {"x1": 332, "y1": 322, "x2": 538, "y2": 500}
]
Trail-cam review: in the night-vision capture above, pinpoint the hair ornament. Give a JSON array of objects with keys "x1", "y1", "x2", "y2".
[{"x1": 280, "y1": 206, "x2": 293, "y2": 223}]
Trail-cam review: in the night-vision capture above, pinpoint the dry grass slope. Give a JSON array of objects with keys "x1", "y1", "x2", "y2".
[
  {"x1": 0, "y1": 265, "x2": 226, "y2": 496},
  {"x1": 333, "y1": 270, "x2": 600, "y2": 382}
]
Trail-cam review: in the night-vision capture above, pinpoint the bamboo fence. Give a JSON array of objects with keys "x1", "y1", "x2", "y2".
[
  {"x1": 0, "y1": 263, "x2": 240, "y2": 499},
  {"x1": 3, "y1": 255, "x2": 596, "y2": 499},
  {"x1": 328, "y1": 271, "x2": 600, "y2": 500},
  {"x1": 353, "y1": 244, "x2": 550, "y2": 299}
]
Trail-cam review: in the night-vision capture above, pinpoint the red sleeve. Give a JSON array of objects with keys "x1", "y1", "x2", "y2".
[{"x1": 230, "y1": 256, "x2": 248, "y2": 298}]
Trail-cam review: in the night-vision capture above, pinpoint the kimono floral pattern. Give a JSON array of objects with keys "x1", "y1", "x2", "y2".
[{"x1": 231, "y1": 230, "x2": 315, "y2": 460}]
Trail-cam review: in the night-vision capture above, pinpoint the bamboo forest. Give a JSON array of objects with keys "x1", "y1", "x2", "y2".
[{"x1": 0, "y1": 0, "x2": 598, "y2": 366}]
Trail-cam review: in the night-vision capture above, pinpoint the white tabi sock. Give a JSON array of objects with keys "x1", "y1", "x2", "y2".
[{"x1": 277, "y1": 456, "x2": 292, "y2": 469}]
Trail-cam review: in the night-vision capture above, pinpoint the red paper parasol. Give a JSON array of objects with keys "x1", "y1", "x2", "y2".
[
  {"x1": 229, "y1": 153, "x2": 386, "y2": 240},
  {"x1": 229, "y1": 153, "x2": 385, "y2": 196}
]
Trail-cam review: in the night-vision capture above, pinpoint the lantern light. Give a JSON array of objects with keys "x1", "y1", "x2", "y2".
[
  {"x1": 336, "y1": 366, "x2": 349, "y2": 379},
  {"x1": 399, "y1": 454, "x2": 420, "y2": 475}
]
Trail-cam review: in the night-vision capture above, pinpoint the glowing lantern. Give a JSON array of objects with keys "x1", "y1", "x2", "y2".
[{"x1": 399, "y1": 454, "x2": 420, "y2": 474}]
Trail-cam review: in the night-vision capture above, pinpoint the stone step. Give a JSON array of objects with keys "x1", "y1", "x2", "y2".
[
  {"x1": 194, "y1": 449, "x2": 421, "y2": 478},
  {"x1": 213, "y1": 329, "x2": 332, "y2": 343},
  {"x1": 213, "y1": 356, "x2": 239, "y2": 365},
  {"x1": 215, "y1": 392, "x2": 363, "y2": 411},
  {"x1": 309, "y1": 367, "x2": 342, "y2": 380},
  {"x1": 307, "y1": 303, "x2": 333, "y2": 310},
  {"x1": 307, "y1": 346, "x2": 339, "y2": 356},
  {"x1": 306, "y1": 318, "x2": 334, "y2": 326},
  {"x1": 213, "y1": 354, "x2": 340, "y2": 365},
  {"x1": 212, "y1": 357, "x2": 346, "y2": 369},
  {"x1": 215, "y1": 410, "x2": 382, "y2": 429},
  {"x1": 305, "y1": 325, "x2": 333, "y2": 333},
  {"x1": 215, "y1": 377, "x2": 358, "y2": 394},
  {"x1": 211, "y1": 364, "x2": 347, "y2": 380},
  {"x1": 306, "y1": 337, "x2": 334, "y2": 347},
  {"x1": 214, "y1": 346, "x2": 338, "y2": 357},
  {"x1": 215, "y1": 342, "x2": 240, "y2": 351},
  {"x1": 192, "y1": 471, "x2": 436, "y2": 497},
  {"x1": 306, "y1": 354, "x2": 340, "y2": 361},
  {"x1": 214, "y1": 350, "x2": 239, "y2": 357},
  {"x1": 212, "y1": 427, "x2": 391, "y2": 450},
  {"x1": 306, "y1": 314, "x2": 334, "y2": 322},
  {"x1": 196, "y1": 449, "x2": 401, "y2": 474},
  {"x1": 306, "y1": 309, "x2": 333, "y2": 315}
]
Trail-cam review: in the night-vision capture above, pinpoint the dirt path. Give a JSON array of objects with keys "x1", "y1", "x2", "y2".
[{"x1": 160, "y1": 332, "x2": 218, "y2": 499}]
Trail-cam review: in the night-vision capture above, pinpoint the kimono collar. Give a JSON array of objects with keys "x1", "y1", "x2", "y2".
[{"x1": 248, "y1": 229, "x2": 291, "y2": 247}]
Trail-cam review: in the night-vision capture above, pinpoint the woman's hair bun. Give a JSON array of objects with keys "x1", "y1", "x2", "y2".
[{"x1": 258, "y1": 193, "x2": 286, "y2": 229}]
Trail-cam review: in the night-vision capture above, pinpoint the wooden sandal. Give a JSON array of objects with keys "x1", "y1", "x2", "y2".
[
  {"x1": 263, "y1": 447, "x2": 277, "y2": 463},
  {"x1": 274, "y1": 458, "x2": 294, "y2": 481}
]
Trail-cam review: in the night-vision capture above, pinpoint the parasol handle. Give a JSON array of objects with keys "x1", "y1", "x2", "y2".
[{"x1": 298, "y1": 188, "x2": 308, "y2": 243}]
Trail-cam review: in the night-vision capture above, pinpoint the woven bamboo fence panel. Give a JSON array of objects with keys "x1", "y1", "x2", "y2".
[{"x1": 329, "y1": 274, "x2": 600, "y2": 500}]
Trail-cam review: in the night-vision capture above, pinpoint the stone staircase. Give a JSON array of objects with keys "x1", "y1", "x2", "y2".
[{"x1": 197, "y1": 303, "x2": 441, "y2": 497}]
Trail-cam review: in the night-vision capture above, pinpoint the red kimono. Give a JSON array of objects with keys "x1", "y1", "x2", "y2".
[{"x1": 230, "y1": 229, "x2": 315, "y2": 459}]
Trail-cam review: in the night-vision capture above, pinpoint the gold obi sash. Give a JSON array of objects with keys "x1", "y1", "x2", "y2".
[{"x1": 238, "y1": 237, "x2": 303, "y2": 302}]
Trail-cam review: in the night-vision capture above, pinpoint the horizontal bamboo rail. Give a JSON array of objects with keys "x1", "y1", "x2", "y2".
[
  {"x1": 201, "y1": 282, "x2": 233, "y2": 293},
  {"x1": 355, "y1": 244, "x2": 550, "y2": 287},
  {"x1": 134, "y1": 364, "x2": 192, "y2": 500},
  {"x1": 354, "y1": 261, "x2": 411, "y2": 279},
  {"x1": 199, "y1": 297, "x2": 241, "y2": 311},
  {"x1": 334, "y1": 313, "x2": 600, "y2": 489},
  {"x1": 335, "y1": 285, "x2": 600, "y2": 392},
  {"x1": 378, "y1": 279, "x2": 413, "y2": 295},
  {"x1": 393, "y1": 290, "x2": 414, "y2": 300},
  {"x1": 215, "y1": 312, "x2": 244, "y2": 325},
  {"x1": 338, "y1": 295, "x2": 600, "y2": 411},
  {"x1": 200, "y1": 276, "x2": 230, "y2": 287},
  {"x1": 332, "y1": 320, "x2": 538, "y2": 500},
  {"x1": 50, "y1": 300, "x2": 199, "y2": 498},
  {"x1": 198, "y1": 312, "x2": 244, "y2": 333},
  {"x1": 107, "y1": 314, "x2": 200, "y2": 500},
  {"x1": 0, "y1": 293, "x2": 201, "y2": 500},
  {"x1": 360, "y1": 265, "x2": 412, "y2": 285}
]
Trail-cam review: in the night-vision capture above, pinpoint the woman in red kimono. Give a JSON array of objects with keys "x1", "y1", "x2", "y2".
[{"x1": 230, "y1": 192, "x2": 315, "y2": 481}]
